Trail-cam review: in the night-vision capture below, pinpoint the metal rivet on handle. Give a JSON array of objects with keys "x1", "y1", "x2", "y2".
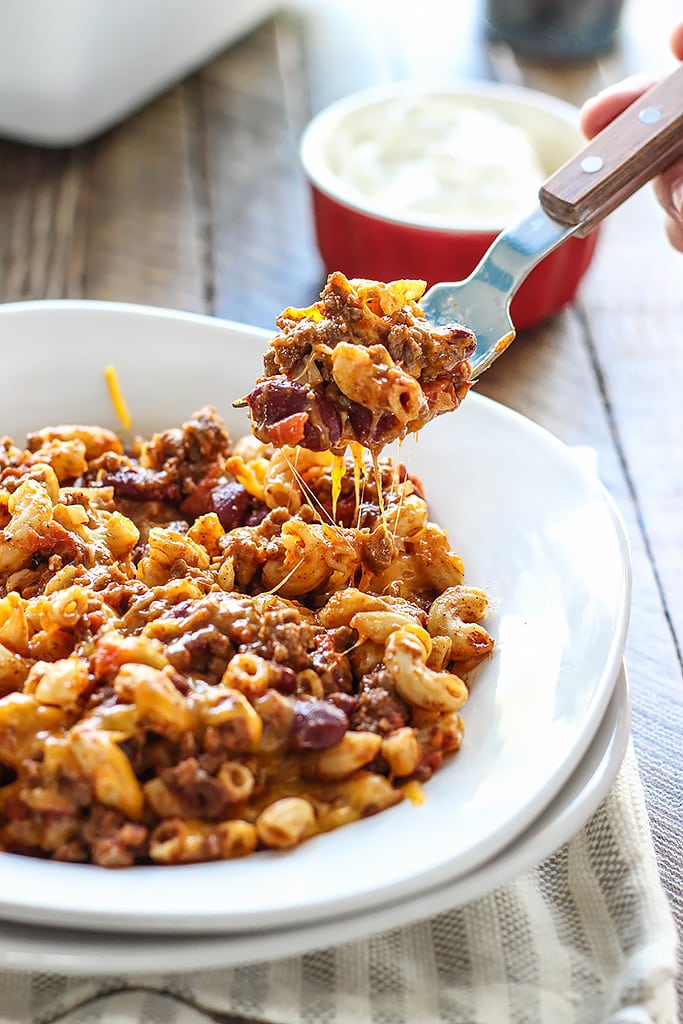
[
  {"x1": 639, "y1": 106, "x2": 661, "y2": 125},
  {"x1": 581, "y1": 156, "x2": 604, "y2": 173}
]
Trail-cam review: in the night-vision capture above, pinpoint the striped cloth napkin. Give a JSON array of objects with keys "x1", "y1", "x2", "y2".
[{"x1": 0, "y1": 743, "x2": 678, "y2": 1024}]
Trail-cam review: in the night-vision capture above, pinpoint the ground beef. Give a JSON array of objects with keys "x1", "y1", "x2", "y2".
[
  {"x1": 99, "y1": 463, "x2": 181, "y2": 504},
  {"x1": 159, "y1": 758, "x2": 228, "y2": 820},
  {"x1": 165, "y1": 626, "x2": 236, "y2": 682},
  {"x1": 310, "y1": 632, "x2": 354, "y2": 694},
  {"x1": 143, "y1": 406, "x2": 231, "y2": 493},
  {"x1": 82, "y1": 805, "x2": 149, "y2": 867},
  {"x1": 350, "y1": 667, "x2": 410, "y2": 735}
]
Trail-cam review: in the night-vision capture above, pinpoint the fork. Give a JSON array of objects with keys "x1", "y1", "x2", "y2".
[{"x1": 421, "y1": 64, "x2": 683, "y2": 375}]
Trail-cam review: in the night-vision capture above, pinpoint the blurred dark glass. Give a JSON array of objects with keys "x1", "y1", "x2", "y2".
[{"x1": 483, "y1": 0, "x2": 625, "y2": 61}]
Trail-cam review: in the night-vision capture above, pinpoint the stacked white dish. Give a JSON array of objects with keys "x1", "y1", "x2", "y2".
[{"x1": 0, "y1": 302, "x2": 632, "y2": 975}]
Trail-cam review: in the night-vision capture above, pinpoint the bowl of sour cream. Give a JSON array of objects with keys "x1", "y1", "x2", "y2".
[{"x1": 300, "y1": 82, "x2": 600, "y2": 331}]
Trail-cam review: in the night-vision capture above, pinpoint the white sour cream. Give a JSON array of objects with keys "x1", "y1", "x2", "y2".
[{"x1": 328, "y1": 95, "x2": 547, "y2": 228}]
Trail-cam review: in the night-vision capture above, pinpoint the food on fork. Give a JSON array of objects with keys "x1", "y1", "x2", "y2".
[
  {"x1": 0, "y1": 405, "x2": 493, "y2": 866},
  {"x1": 241, "y1": 272, "x2": 476, "y2": 453}
]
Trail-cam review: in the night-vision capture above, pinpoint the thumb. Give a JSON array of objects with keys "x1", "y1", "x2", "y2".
[
  {"x1": 652, "y1": 159, "x2": 683, "y2": 252},
  {"x1": 652, "y1": 159, "x2": 683, "y2": 225}
]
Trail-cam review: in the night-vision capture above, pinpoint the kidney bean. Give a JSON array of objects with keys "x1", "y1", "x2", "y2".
[
  {"x1": 370, "y1": 412, "x2": 398, "y2": 446},
  {"x1": 327, "y1": 692, "x2": 359, "y2": 718},
  {"x1": 447, "y1": 324, "x2": 476, "y2": 357},
  {"x1": 246, "y1": 378, "x2": 341, "y2": 451},
  {"x1": 255, "y1": 378, "x2": 308, "y2": 423},
  {"x1": 245, "y1": 502, "x2": 269, "y2": 527},
  {"x1": 290, "y1": 699, "x2": 348, "y2": 750},
  {"x1": 180, "y1": 467, "x2": 222, "y2": 519},
  {"x1": 307, "y1": 392, "x2": 342, "y2": 450},
  {"x1": 346, "y1": 400, "x2": 373, "y2": 440},
  {"x1": 211, "y1": 481, "x2": 251, "y2": 530},
  {"x1": 101, "y1": 465, "x2": 181, "y2": 503},
  {"x1": 131, "y1": 543, "x2": 147, "y2": 566},
  {"x1": 272, "y1": 665, "x2": 297, "y2": 694}
]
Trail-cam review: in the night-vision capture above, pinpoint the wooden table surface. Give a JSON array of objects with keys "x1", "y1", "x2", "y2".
[{"x1": 0, "y1": 0, "x2": 680, "y2": 1007}]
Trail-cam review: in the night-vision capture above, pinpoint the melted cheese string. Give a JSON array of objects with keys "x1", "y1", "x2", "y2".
[
  {"x1": 371, "y1": 451, "x2": 388, "y2": 533},
  {"x1": 281, "y1": 450, "x2": 355, "y2": 552},
  {"x1": 331, "y1": 452, "x2": 346, "y2": 524},
  {"x1": 263, "y1": 555, "x2": 307, "y2": 596},
  {"x1": 349, "y1": 442, "x2": 367, "y2": 530}
]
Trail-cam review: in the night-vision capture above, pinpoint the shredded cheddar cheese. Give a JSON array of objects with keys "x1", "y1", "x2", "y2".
[
  {"x1": 372, "y1": 452, "x2": 387, "y2": 527},
  {"x1": 401, "y1": 780, "x2": 425, "y2": 806},
  {"x1": 350, "y1": 441, "x2": 364, "y2": 511},
  {"x1": 104, "y1": 364, "x2": 132, "y2": 431},
  {"x1": 331, "y1": 453, "x2": 346, "y2": 523}
]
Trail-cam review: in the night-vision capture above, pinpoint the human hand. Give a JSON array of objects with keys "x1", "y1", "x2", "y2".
[{"x1": 579, "y1": 22, "x2": 683, "y2": 251}]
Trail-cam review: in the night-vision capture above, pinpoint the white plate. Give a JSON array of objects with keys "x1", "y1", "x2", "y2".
[
  {"x1": 0, "y1": 667, "x2": 630, "y2": 976},
  {"x1": 0, "y1": 301, "x2": 631, "y2": 934}
]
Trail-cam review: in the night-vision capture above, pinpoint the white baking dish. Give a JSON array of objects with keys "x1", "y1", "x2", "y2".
[{"x1": 0, "y1": 0, "x2": 276, "y2": 146}]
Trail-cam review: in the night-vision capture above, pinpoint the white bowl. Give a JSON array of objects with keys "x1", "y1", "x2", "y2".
[
  {"x1": 0, "y1": 300, "x2": 630, "y2": 935},
  {"x1": 0, "y1": 668, "x2": 630, "y2": 974}
]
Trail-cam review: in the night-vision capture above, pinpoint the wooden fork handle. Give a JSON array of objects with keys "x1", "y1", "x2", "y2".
[{"x1": 540, "y1": 63, "x2": 683, "y2": 236}]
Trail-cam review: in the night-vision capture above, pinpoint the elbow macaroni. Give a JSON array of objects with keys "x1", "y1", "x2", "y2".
[{"x1": 0, "y1": 402, "x2": 493, "y2": 866}]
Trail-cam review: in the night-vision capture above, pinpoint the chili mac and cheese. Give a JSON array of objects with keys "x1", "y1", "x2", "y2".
[{"x1": 0, "y1": 404, "x2": 493, "y2": 865}]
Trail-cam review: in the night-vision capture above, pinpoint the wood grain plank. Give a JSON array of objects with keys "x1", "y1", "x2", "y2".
[
  {"x1": 578, "y1": 196, "x2": 683, "y2": 971},
  {"x1": 0, "y1": 144, "x2": 84, "y2": 302},
  {"x1": 581, "y1": 190, "x2": 683, "y2": 647},
  {"x1": 0, "y1": 76, "x2": 209, "y2": 312},
  {"x1": 196, "y1": 18, "x2": 322, "y2": 330},
  {"x1": 484, "y1": 0, "x2": 683, "y2": 993},
  {"x1": 74, "y1": 85, "x2": 207, "y2": 312}
]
